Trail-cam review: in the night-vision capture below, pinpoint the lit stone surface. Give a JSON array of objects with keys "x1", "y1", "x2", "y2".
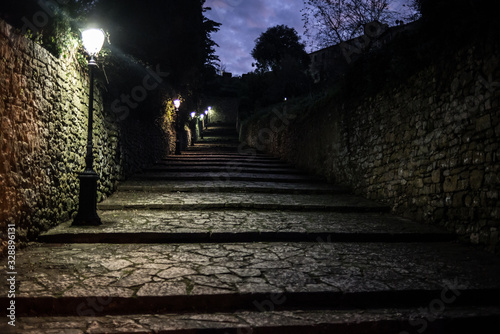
[
  {"x1": 8, "y1": 307, "x2": 500, "y2": 333},
  {"x1": 3, "y1": 241, "x2": 500, "y2": 301}
]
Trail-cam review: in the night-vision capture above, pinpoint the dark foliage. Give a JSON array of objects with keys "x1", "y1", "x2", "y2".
[
  {"x1": 242, "y1": 25, "x2": 312, "y2": 113},
  {"x1": 0, "y1": 0, "x2": 96, "y2": 57},
  {"x1": 251, "y1": 24, "x2": 310, "y2": 73}
]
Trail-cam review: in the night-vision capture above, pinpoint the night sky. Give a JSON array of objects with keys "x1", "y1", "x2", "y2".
[{"x1": 204, "y1": 0, "x2": 412, "y2": 76}]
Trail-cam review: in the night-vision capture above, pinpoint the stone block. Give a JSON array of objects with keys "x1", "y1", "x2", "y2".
[
  {"x1": 443, "y1": 175, "x2": 458, "y2": 192},
  {"x1": 476, "y1": 114, "x2": 491, "y2": 132},
  {"x1": 431, "y1": 169, "x2": 441, "y2": 183},
  {"x1": 470, "y1": 170, "x2": 484, "y2": 190}
]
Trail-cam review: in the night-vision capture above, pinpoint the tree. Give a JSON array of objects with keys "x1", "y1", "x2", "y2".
[
  {"x1": 251, "y1": 25, "x2": 310, "y2": 73},
  {"x1": 302, "y1": 0, "x2": 398, "y2": 48},
  {"x1": 89, "y1": 1, "x2": 219, "y2": 87},
  {"x1": 247, "y1": 25, "x2": 311, "y2": 109}
]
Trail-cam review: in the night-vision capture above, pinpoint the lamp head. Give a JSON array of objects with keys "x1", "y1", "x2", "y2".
[
  {"x1": 173, "y1": 99, "x2": 181, "y2": 109},
  {"x1": 82, "y1": 29, "x2": 105, "y2": 58},
  {"x1": 190, "y1": 112, "x2": 196, "y2": 118},
  {"x1": 204, "y1": 110, "x2": 208, "y2": 115},
  {"x1": 200, "y1": 114, "x2": 204, "y2": 120}
]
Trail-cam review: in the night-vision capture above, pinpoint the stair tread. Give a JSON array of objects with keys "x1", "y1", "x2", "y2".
[
  {"x1": 97, "y1": 192, "x2": 390, "y2": 211},
  {"x1": 39, "y1": 210, "x2": 453, "y2": 243},
  {"x1": 4, "y1": 241, "x2": 500, "y2": 315},
  {"x1": 117, "y1": 180, "x2": 344, "y2": 193},
  {"x1": 11, "y1": 307, "x2": 500, "y2": 333}
]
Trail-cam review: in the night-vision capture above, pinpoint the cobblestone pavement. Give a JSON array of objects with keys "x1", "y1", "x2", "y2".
[
  {"x1": 2, "y1": 124, "x2": 500, "y2": 333},
  {"x1": 6, "y1": 242, "x2": 500, "y2": 301},
  {"x1": 41, "y1": 211, "x2": 448, "y2": 235}
]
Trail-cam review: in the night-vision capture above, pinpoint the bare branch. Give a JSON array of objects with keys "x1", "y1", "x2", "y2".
[{"x1": 303, "y1": 0, "x2": 403, "y2": 48}]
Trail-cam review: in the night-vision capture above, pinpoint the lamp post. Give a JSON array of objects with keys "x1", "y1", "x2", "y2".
[
  {"x1": 204, "y1": 109, "x2": 208, "y2": 129},
  {"x1": 207, "y1": 106, "x2": 211, "y2": 126},
  {"x1": 174, "y1": 99, "x2": 181, "y2": 155},
  {"x1": 190, "y1": 111, "x2": 196, "y2": 146},
  {"x1": 199, "y1": 114, "x2": 204, "y2": 139},
  {"x1": 73, "y1": 28, "x2": 105, "y2": 226}
]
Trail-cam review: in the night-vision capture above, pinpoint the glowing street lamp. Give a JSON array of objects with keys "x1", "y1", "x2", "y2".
[
  {"x1": 174, "y1": 99, "x2": 181, "y2": 155},
  {"x1": 174, "y1": 99, "x2": 181, "y2": 110},
  {"x1": 204, "y1": 110, "x2": 208, "y2": 129},
  {"x1": 190, "y1": 112, "x2": 196, "y2": 146},
  {"x1": 73, "y1": 28, "x2": 105, "y2": 226},
  {"x1": 199, "y1": 114, "x2": 204, "y2": 139}
]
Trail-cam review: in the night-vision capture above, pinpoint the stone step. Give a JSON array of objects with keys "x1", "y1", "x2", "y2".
[
  {"x1": 129, "y1": 172, "x2": 324, "y2": 183},
  {"x1": 144, "y1": 165, "x2": 302, "y2": 175},
  {"x1": 162, "y1": 155, "x2": 282, "y2": 162},
  {"x1": 156, "y1": 161, "x2": 291, "y2": 170},
  {"x1": 182, "y1": 146, "x2": 241, "y2": 152},
  {"x1": 38, "y1": 210, "x2": 454, "y2": 244},
  {"x1": 187, "y1": 142, "x2": 240, "y2": 147},
  {"x1": 154, "y1": 161, "x2": 295, "y2": 169},
  {"x1": 192, "y1": 137, "x2": 240, "y2": 142},
  {"x1": 97, "y1": 192, "x2": 390, "y2": 212},
  {"x1": 4, "y1": 242, "x2": 500, "y2": 317},
  {"x1": 116, "y1": 180, "x2": 348, "y2": 194},
  {"x1": 9, "y1": 308, "x2": 500, "y2": 334},
  {"x1": 161, "y1": 158, "x2": 287, "y2": 165}
]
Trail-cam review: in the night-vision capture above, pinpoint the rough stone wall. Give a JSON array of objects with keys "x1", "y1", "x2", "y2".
[
  {"x1": 241, "y1": 43, "x2": 500, "y2": 253},
  {"x1": 0, "y1": 20, "x2": 172, "y2": 252}
]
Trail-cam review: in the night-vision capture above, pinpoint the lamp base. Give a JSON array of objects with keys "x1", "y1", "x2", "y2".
[
  {"x1": 175, "y1": 139, "x2": 181, "y2": 155},
  {"x1": 72, "y1": 170, "x2": 102, "y2": 226}
]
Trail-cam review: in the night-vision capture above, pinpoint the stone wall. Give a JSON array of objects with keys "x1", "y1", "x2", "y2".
[
  {"x1": 0, "y1": 19, "x2": 173, "y2": 252},
  {"x1": 241, "y1": 42, "x2": 500, "y2": 253}
]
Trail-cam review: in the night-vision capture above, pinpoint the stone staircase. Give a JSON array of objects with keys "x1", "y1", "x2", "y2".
[{"x1": 3, "y1": 124, "x2": 500, "y2": 333}]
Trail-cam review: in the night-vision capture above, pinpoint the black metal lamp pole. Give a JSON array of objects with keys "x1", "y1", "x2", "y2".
[
  {"x1": 191, "y1": 117, "x2": 196, "y2": 146},
  {"x1": 174, "y1": 101, "x2": 182, "y2": 155},
  {"x1": 200, "y1": 117, "x2": 204, "y2": 140},
  {"x1": 73, "y1": 55, "x2": 101, "y2": 226}
]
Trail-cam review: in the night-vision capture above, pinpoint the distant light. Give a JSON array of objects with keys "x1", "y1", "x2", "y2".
[
  {"x1": 82, "y1": 29, "x2": 105, "y2": 56},
  {"x1": 204, "y1": 110, "x2": 208, "y2": 115},
  {"x1": 173, "y1": 99, "x2": 181, "y2": 109},
  {"x1": 200, "y1": 114, "x2": 204, "y2": 120},
  {"x1": 190, "y1": 111, "x2": 196, "y2": 118},
  {"x1": 284, "y1": 97, "x2": 287, "y2": 101},
  {"x1": 208, "y1": 106, "x2": 212, "y2": 111}
]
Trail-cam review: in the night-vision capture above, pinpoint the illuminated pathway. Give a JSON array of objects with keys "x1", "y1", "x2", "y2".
[{"x1": 3, "y1": 124, "x2": 500, "y2": 333}]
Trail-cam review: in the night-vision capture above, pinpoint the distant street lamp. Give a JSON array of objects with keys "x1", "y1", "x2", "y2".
[
  {"x1": 204, "y1": 110, "x2": 208, "y2": 129},
  {"x1": 199, "y1": 113, "x2": 204, "y2": 139},
  {"x1": 190, "y1": 112, "x2": 196, "y2": 146},
  {"x1": 73, "y1": 28, "x2": 105, "y2": 226},
  {"x1": 174, "y1": 99, "x2": 181, "y2": 155}
]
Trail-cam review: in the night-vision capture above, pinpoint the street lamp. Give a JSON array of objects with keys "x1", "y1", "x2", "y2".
[
  {"x1": 204, "y1": 109, "x2": 208, "y2": 129},
  {"x1": 199, "y1": 114, "x2": 204, "y2": 139},
  {"x1": 73, "y1": 28, "x2": 105, "y2": 226},
  {"x1": 174, "y1": 99, "x2": 181, "y2": 155},
  {"x1": 190, "y1": 112, "x2": 196, "y2": 146}
]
